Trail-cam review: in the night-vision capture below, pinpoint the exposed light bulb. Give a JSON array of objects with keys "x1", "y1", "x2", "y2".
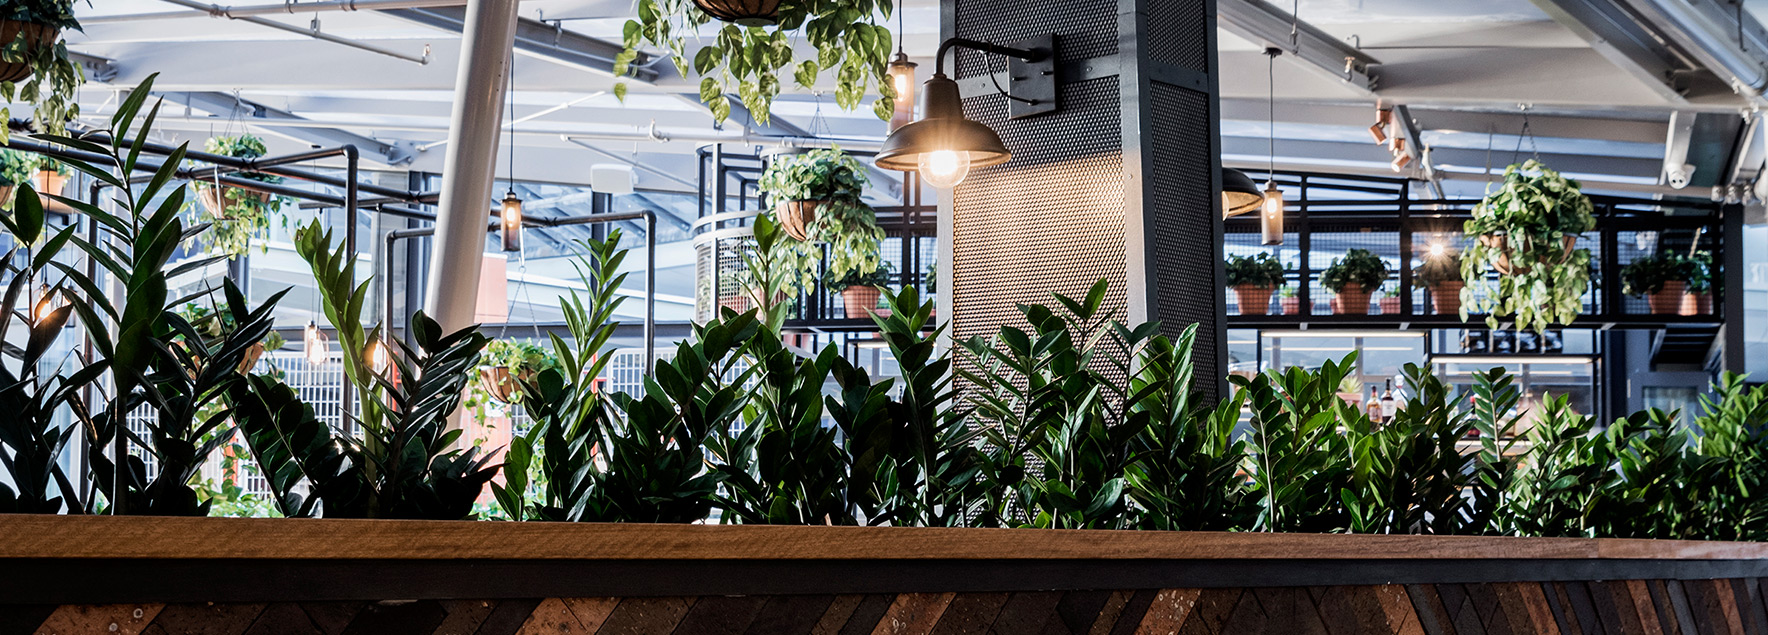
[
  {"x1": 918, "y1": 150, "x2": 971, "y2": 189},
  {"x1": 368, "y1": 339, "x2": 391, "y2": 374},
  {"x1": 500, "y1": 191, "x2": 523, "y2": 252},
  {"x1": 1260, "y1": 182, "x2": 1284, "y2": 246},
  {"x1": 303, "y1": 320, "x2": 328, "y2": 366},
  {"x1": 894, "y1": 72, "x2": 909, "y2": 96},
  {"x1": 1427, "y1": 242, "x2": 1446, "y2": 259},
  {"x1": 32, "y1": 285, "x2": 59, "y2": 322}
]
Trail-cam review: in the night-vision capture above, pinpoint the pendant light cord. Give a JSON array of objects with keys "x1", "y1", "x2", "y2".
[
  {"x1": 1267, "y1": 47, "x2": 1279, "y2": 180},
  {"x1": 507, "y1": 53, "x2": 517, "y2": 194}
]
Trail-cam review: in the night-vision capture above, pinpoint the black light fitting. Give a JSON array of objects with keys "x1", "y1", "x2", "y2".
[
  {"x1": 874, "y1": 35, "x2": 1058, "y2": 189},
  {"x1": 1221, "y1": 168, "x2": 1264, "y2": 218}
]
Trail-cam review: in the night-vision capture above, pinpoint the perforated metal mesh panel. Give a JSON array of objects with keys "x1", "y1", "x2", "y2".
[
  {"x1": 952, "y1": 0, "x2": 1118, "y2": 79},
  {"x1": 1146, "y1": 81, "x2": 1222, "y2": 386},
  {"x1": 693, "y1": 236, "x2": 752, "y2": 323},
  {"x1": 951, "y1": 76, "x2": 1129, "y2": 346},
  {"x1": 1146, "y1": 0, "x2": 1212, "y2": 72}
]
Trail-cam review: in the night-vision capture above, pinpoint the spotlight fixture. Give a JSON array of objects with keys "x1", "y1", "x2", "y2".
[
  {"x1": 875, "y1": 35, "x2": 1059, "y2": 189},
  {"x1": 1260, "y1": 47, "x2": 1284, "y2": 247},
  {"x1": 500, "y1": 190, "x2": 523, "y2": 252},
  {"x1": 303, "y1": 320, "x2": 328, "y2": 366},
  {"x1": 1221, "y1": 168, "x2": 1264, "y2": 218},
  {"x1": 1391, "y1": 152, "x2": 1413, "y2": 171},
  {"x1": 1369, "y1": 108, "x2": 1391, "y2": 144}
]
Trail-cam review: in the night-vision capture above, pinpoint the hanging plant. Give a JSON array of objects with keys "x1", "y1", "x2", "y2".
[
  {"x1": 189, "y1": 134, "x2": 292, "y2": 259},
  {"x1": 478, "y1": 339, "x2": 560, "y2": 406},
  {"x1": 1459, "y1": 160, "x2": 1595, "y2": 333},
  {"x1": 759, "y1": 148, "x2": 867, "y2": 241},
  {"x1": 0, "y1": 149, "x2": 38, "y2": 209},
  {"x1": 615, "y1": 0, "x2": 897, "y2": 123},
  {"x1": 0, "y1": 0, "x2": 85, "y2": 143}
]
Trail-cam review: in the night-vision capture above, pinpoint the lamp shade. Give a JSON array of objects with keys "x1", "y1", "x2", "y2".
[
  {"x1": 692, "y1": 0, "x2": 780, "y2": 26},
  {"x1": 500, "y1": 191, "x2": 523, "y2": 252},
  {"x1": 887, "y1": 53, "x2": 918, "y2": 133},
  {"x1": 875, "y1": 73, "x2": 1010, "y2": 187},
  {"x1": 1221, "y1": 168, "x2": 1263, "y2": 218}
]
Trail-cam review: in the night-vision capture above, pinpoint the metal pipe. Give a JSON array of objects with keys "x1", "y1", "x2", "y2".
[
  {"x1": 68, "y1": 129, "x2": 423, "y2": 203},
  {"x1": 424, "y1": 0, "x2": 521, "y2": 348},
  {"x1": 153, "y1": 0, "x2": 432, "y2": 65},
  {"x1": 561, "y1": 131, "x2": 884, "y2": 151},
  {"x1": 85, "y1": 0, "x2": 480, "y2": 23}
]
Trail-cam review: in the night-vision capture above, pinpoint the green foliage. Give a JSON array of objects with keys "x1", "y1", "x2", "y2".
[
  {"x1": 760, "y1": 149, "x2": 884, "y2": 291},
  {"x1": 1692, "y1": 373, "x2": 1768, "y2": 541},
  {"x1": 1224, "y1": 252, "x2": 1286, "y2": 288},
  {"x1": 1461, "y1": 160, "x2": 1595, "y2": 333},
  {"x1": 824, "y1": 260, "x2": 893, "y2": 292},
  {"x1": 1123, "y1": 325, "x2": 1255, "y2": 531},
  {"x1": 1619, "y1": 252, "x2": 1698, "y2": 297},
  {"x1": 1686, "y1": 250, "x2": 1716, "y2": 293},
  {"x1": 759, "y1": 148, "x2": 868, "y2": 204},
  {"x1": 190, "y1": 134, "x2": 291, "y2": 259},
  {"x1": 291, "y1": 219, "x2": 382, "y2": 434},
  {"x1": 0, "y1": 148, "x2": 39, "y2": 187},
  {"x1": 1341, "y1": 365, "x2": 1509, "y2": 535},
  {"x1": 231, "y1": 312, "x2": 497, "y2": 519},
  {"x1": 617, "y1": 0, "x2": 897, "y2": 123},
  {"x1": 1236, "y1": 356, "x2": 1359, "y2": 532},
  {"x1": 0, "y1": 0, "x2": 85, "y2": 142},
  {"x1": 1320, "y1": 248, "x2": 1389, "y2": 294},
  {"x1": 1413, "y1": 254, "x2": 1464, "y2": 288}
]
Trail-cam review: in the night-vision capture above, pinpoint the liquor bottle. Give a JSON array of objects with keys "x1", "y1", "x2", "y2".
[
  {"x1": 1380, "y1": 380, "x2": 1397, "y2": 422},
  {"x1": 1366, "y1": 386, "x2": 1382, "y2": 422}
]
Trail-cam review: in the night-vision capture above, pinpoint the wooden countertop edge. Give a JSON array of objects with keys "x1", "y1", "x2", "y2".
[{"x1": 0, "y1": 516, "x2": 1762, "y2": 561}]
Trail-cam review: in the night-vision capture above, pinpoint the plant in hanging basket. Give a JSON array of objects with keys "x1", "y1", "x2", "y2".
[
  {"x1": 1620, "y1": 252, "x2": 1698, "y2": 315},
  {"x1": 1414, "y1": 253, "x2": 1466, "y2": 316},
  {"x1": 0, "y1": 148, "x2": 37, "y2": 209},
  {"x1": 761, "y1": 167, "x2": 884, "y2": 300},
  {"x1": 826, "y1": 260, "x2": 894, "y2": 318},
  {"x1": 188, "y1": 134, "x2": 292, "y2": 259},
  {"x1": 760, "y1": 148, "x2": 869, "y2": 242},
  {"x1": 0, "y1": 0, "x2": 85, "y2": 142},
  {"x1": 1321, "y1": 248, "x2": 1389, "y2": 315},
  {"x1": 478, "y1": 339, "x2": 560, "y2": 405},
  {"x1": 1460, "y1": 160, "x2": 1595, "y2": 333},
  {"x1": 1225, "y1": 252, "x2": 1285, "y2": 316},
  {"x1": 616, "y1": 0, "x2": 897, "y2": 124}
]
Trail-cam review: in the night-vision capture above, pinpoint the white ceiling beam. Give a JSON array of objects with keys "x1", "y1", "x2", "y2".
[
  {"x1": 1525, "y1": 0, "x2": 1695, "y2": 104},
  {"x1": 380, "y1": 6, "x2": 656, "y2": 81},
  {"x1": 1614, "y1": 0, "x2": 1768, "y2": 102},
  {"x1": 1216, "y1": 0, "x2": 1380, "y2": 96},
  {"x1": 164, "y1": 91, "x2": 418, "y2": 164}
]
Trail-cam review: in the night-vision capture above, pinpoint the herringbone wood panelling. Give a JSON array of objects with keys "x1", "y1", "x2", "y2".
[{"x1": 12, "y1": 580, "x2": 1768, "y2": 635}]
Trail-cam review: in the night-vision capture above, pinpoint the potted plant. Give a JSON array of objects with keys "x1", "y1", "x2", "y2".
[
  {"x1": 1414, "y1": 255, "x2": 1465, "y2": 316},
  {"x1": 1277, "y1": 286, "x2": 1301, "y2": 315},
  {"x1": 1321, "y1": 248, "x2": 1389, "y2": 315},
  {"x1": 826, "y1": 261, "x2": 893, "y2": 319},
  {"x1": 0, "y1": 148, "x2": 35, "y2": 208},
  {"x1": 759, "y1": 148, "x2": 868, "y2": 242},
  {"x1": 478, "y1": 339, "x2": 560, "y2": 406},
  {"x1": 616, "y1": 0, "x2": 896, "y2": 124},
  {"x1": 30, "y1": 156, "x2": 65, "y2": 197},
  {"x1": 1621, "y1": 252, "x2": 1696, "y2": 315},
  {"x1": 0, "y1": 0, "x2": 84, "y2": 141},
  {"x1": 1224, "y1": 253, "x2": 1284, "y2": 316},
  {"x1": 190, "y1": 134, "x2": 291, "y2": 259},
  {"x1": 1681, "y1": 250, "x2": 1714, "y2": 316},
  {"x1": 760, "y1": 158, "x2": 884, "y2": 300},
  {"x1": 1378, "y1": 284, "x2": 1401, "y2": 315},
  {"x1": 1461, "y1": 160, "x2": 1595, "y2": 333}
]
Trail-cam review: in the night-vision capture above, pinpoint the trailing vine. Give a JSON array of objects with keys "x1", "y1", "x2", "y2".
[
  {"x1": 758, "y1": 149, "x2": 882, "y2": 296},
  {"x1": 1459, "y1": 160, "x2": 1595, "y2": 334},
  {"x1": 616, "y1": 0, "x2": 897, "y2": 123},
  {"x1": 189, "y1": 134, "x2": 292, "y2": 259},
  {"x1": 0, "y1": 0, "x2": 85, "y2": 142}
]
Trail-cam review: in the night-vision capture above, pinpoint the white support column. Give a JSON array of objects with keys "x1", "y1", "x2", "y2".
[{"x1": 424, "y1": 0, "x2": 520, "y2": 334}]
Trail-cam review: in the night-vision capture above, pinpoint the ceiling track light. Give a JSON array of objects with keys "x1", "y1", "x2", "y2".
[{"x1": 874, "y1": 35, "x2": 1060, "y2": 189}]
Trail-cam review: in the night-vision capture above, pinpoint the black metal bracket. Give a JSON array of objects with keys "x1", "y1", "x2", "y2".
[{"x1": 935, "y1": 35, "x2": 1059, "y2": 120}]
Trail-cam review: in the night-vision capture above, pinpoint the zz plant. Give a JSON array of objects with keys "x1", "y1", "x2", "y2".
[
  {"x1": 1460, "y1": 160, "x2": 1595, "y2": 333},
  {"x1": 616, "y1": 0, "x2": 897, "y2": 123}
]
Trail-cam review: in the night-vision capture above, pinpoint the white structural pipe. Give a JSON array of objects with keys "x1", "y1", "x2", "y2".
[
  {"x1": 84, "y1": 0, "x2": 478, "y2": 24},
  {"x1": 154, "y1": 0, "x2": 432, "y2": 64},
  {"x1": 559, "y1": 131, "x2": 885, "y2": 152},
  {"x1": 424, "y1": 0, "x2": 520, "y2": 336}
]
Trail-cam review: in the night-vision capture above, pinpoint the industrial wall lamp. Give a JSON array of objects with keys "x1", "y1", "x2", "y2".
[{"x1": 874, "y1": 35, "x2": 1059, "y2": 189}]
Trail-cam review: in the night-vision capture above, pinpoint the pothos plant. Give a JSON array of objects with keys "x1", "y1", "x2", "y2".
[
  {"x1": 616, "y1": 0, "x2": 898, "y2": 123},
  {"x1": 190, "y1": 134, "x2": 292, "y2": 259},
  {"x1": 1460, "y1": 160, "x2": 1595, "y2": 333},
  {"x1": 760, "y1": 149, "x2": 882, "y2": 295},
  {"x1": 0, "y1": 0, "x2": 85, "y2": 142}
]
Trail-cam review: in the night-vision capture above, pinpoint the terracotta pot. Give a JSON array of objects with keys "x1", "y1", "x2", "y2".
[
  {"x1": 1429, "y1": 281, "x2": 1464, "y2": 316},
  {"x1": 478, "y1": 366, "x2": 534, "y2": 405},
  {"x1": 777, "y1": 199, "x2": 820, "y2": 241},
  {"x1": 0, "y1": 185, "x2": 13, "y2": 208},
  {"x1": 196, "y1": 184, "x2": 273, "y2": 219},
  {"x1": 1678, "y1": 290, "x2": 1712, "y2": 316},
  {"x1": 31, "y1": 170, "x2": 64, "y2": 198},
  {"x1": 842, "y1": 286, "x2": 882, "y2": 318},
  {"x1": 1332, "y1": 287, "x2": 1372, "y2": 315},
  {"x1": 1478, "y1": 233, "x2": 1578, "y2": 275},
  {"x1": 1379, "y1": 296, "x2": 1401, "y2": 315},
  {"x1": 236, "y1": 342, "x2": 266, "y2": 375},
  {"x1": 1279, "y1": 296, "x2": 1301, "y2": 315},
  {"x1": 1646, "y1": 281, "x2": 1687, "y2": 315},
  {"x1": 0, "y1": 21, "x2": 56, "y2": 84},
  {"x1": 1231, "y1": 284, "x2": 1274, "y2": 316}
]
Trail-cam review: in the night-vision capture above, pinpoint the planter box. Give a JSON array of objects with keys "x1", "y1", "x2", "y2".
[{"x1": 3, "y1": 517, "x2": 1767, "y2": 633}]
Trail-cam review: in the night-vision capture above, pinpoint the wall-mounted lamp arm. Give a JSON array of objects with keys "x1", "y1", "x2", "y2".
[{"x1": 934, "y1": 37, "x2": 1049, "y2": 76}]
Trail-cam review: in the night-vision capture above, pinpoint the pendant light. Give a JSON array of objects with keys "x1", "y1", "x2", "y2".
[
  {"x1": 1260, "y1": 47, "x2": 1284, "y2": 247},
  {"x1": 501, "y1": 58, "x2": 523, "y2": 253},
  {"x1": 1221, "y1": 168, "x2": 1263, "y2": 218},
  {"x1": 876, "y1": 38, "x2": 1051, "y2": 188},
  {"x1": 886, "y1": 7, "x2": 917, "y2": 133},
  {"x1": 303, "y1": 320, "x2": 328, "y2": 366},
  {"x1": 367, "y1": 338, "x2": 391, "y2": 375}
]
